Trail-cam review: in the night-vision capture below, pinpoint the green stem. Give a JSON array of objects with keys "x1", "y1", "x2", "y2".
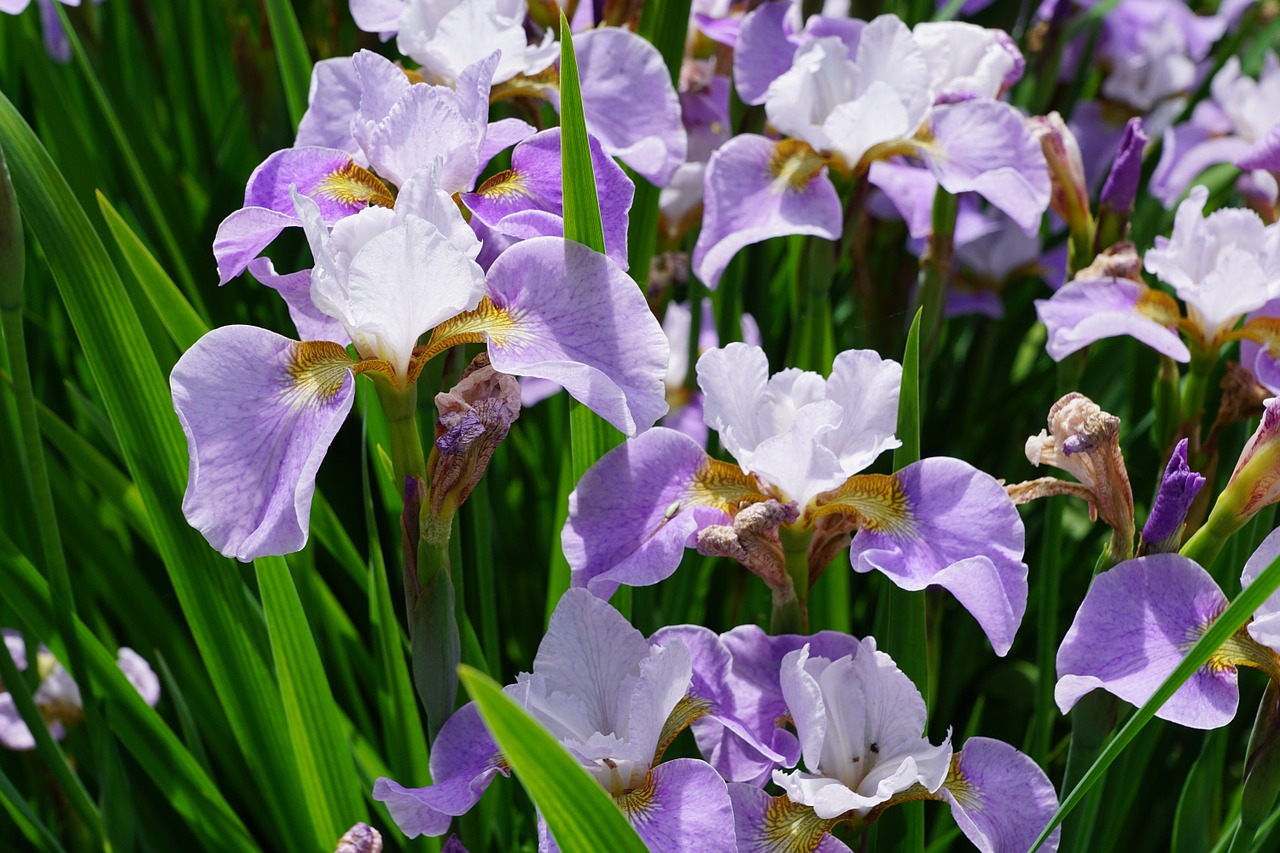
[
  {"x1": 1180, "y1": 348, "x2": 1216, "y2": 444},
  {"x1": 1180, "y1": 497, "x2": 1247, "y2": 574},
  {"x1": 1032, "y1": 497, "x2": 1064, "y2": 766},
  {"x1": 375, "y1": 382, "x2": 427, "y2": 491},
  {"x1": 1225, "y1": 824, "x2": 1256, "y2": 853},
  {"x1": 913, "y1": 190, "x2": 958, "y2": 362},
  {"x1": 776, "y1": 527, "x2": 813, "y2": 634},
  {"x1": 1061, "y1": 691, "x2": 1116, "y2": 853}
]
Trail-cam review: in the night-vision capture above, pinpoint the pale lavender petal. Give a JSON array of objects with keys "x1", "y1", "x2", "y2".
[
  {"x1": 4, "y1": 630, "x2": 26, "y2": 671},
  {"x1": 575, "y1": 27, "x2": 687, "y2": 186},
  {"x1": 373, "y1": 702, "x2": 506, "y2": 837},
  {"x1": 940, "y1": 737, "x2": 1060, "y2": 853},
  {"x1": 170, "y1": 326, "x2": 355, "y2": 561},
  {"x1": 564, "y1": 428, "x2": 725, "y2": 598},
  {"x1": 246, "y1": 258, "x2": 350, "y2": 346},
  {"x1": 947, "y1": 291, "x2": 1004, "y2": 319},
  {"x1": 1240, "y1": 123, "x2": 1280, "y2": 171},
  {"x1": 1243, "y1": 299, "x2": 1280, "y2": 395},
  {"x1": 484, "y1": 237, "x2": 669, "y2": 435},
  {"x1": 1141, "y1": 439, "x2": 1205, "y2": 547},
  {"x1": 0, "y1": 694, "x2": 36, "y2": 751},
  {"x1": 1055, "y1": 554, "x2": 1237, "y2": 730},
  {"x1": 1034, "y1": 278, "x2": 1190, "y2": 362},
  {"x1": 213, "y1": 207, "x2": 300, "y2": 286},
  {"x1": 662, "y1": 395, "x2": 709, "y2": 448},
  {"x1": 849, "y1": 458, "x2": 1028, "y2": 656},
  {"x1": 472, "y1": 210, "x2": 565, "y2": 271},
  {"x1": 1242, "y1": 527, "x2": 1280, "y2": 653},
  {"x1": 702, "y1": 625, "x2": 860, "y2": 784},
  {"x1": 733, "y1": 2, "x2": 798, "y2": 106},
  {"x1": 478, "y1": 117, "x2": 537, "y2": 172},
  {"x1": 693, "y1": 134, "x2": 841, "y2": 289},
  {"x1": 923, "y1": 99, "x2": 1050, "y2": 234},
  {"x1": 624, "y1": 759, "x2": 737, "y2": 853},
  {"x1": 727, "y1": 783, "x2": 853, "y2": 853},
  {"x1": 695, "y1": 13, "x2": 741, "y2": 46},
  {"x1": 117, "y1": 648, "x2": 160, "y2": 707},
  {"x1": 295, "y1": 57, "x2": 362, "y2": 158},
  {"x1": 1151, "y1": 128, "x2": 1252, "y2": 208},
  {"x1": 349, "y1": 0, "x2": 401, "y2": 33},
  {"x1": 867, "y1": 160, "x2": 938, "y2": 239}
]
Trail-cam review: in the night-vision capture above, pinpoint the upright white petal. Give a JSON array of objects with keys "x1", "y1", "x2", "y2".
[
  {"x1": 822, "y1": 349, "x2": 901, "y2": 477},
  {"x1": 913, "y1": 21, "x2": 1021, "y2": 101},
  {"x1": 397, "y1": 0, "x2": 554, "y2": 86}
]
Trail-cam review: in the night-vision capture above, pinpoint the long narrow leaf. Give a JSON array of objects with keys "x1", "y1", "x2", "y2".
[
  {"x1": 0, "y1": 90, "x2": 312, "y2": 852},
  {"x1": 458, "y1": 666, "x2": 648, "y2": 853},
  {"x1": 261, "y1": 0, "x2": 313, "y2": 126}
]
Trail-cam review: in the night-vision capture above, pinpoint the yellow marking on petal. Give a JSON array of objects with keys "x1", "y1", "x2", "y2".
[
  {"x1": 314, "y1": 161, "x2": 395, "y2": 209},
  {"x1": 653, "y1": 695, "x2": 712, "y2": 765},
  {"x1": 688, "y1": 458, "x2": 771, "y2": 515},
  {"x1": 1199, "y1": 615, "x2": 1280, "y2": 683},
  {"x1": 287, "y1": 341, "x2": 356, "y2": 402},
  {"x1": 419, "y1": 297, "x2": 527, "y2": 363},
  {"x1": 490, "y1": 67, "x2": 560, "y2": 103},
  {"x1": 810, "y1": 473, "x2": 915, "y2": 537},
  {"x1": 474, "y1": 169, "x2": 534, "y2": 201},
  {"x1": 403, "y1": 67, "x2": 427, "y2": 85},
  {"x1": 768, "y1": 139, "x2": 833, "y2": 192},
  {"x1": 1134, "y1": 288, "x2": 1182, "y2": 327},
  {"x1": 760, "y1": 795, "x2": 841, "y2": 853},
  {"x1": 862, "y1": 137, "x2": 927, "y2": 172},
  {"x1": 1226, "y1": 316, "x2": 1280, "y2": 355}
]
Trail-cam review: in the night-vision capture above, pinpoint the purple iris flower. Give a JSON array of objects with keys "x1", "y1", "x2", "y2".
[
  {"x1": 654, "y1": 625, "x2": 1061, "y2": 852},
  {"x1": 1057, "y1": 540, "x2": 1280, "y2": 730},
  {"x1": 693, "y1": 10, "x2": 1047, "y2": 287},
  {"x1": 1, "y1": 631, "x2": 159, "y2": 750},
  {"x1": 176, "y1": 167, "x2": 669, "y2": 561},
  {"x1": 373, "y1": 589, "x2": 742, "y2": 852},
  {"x1": 1035, "y1": 186, "x2": 1280, "y2": 364},
  {"x1": 564, "y1": 343, "x2": 1028, "y2": 655},
  {"x1": 1153, "y1": 53, "x2": 1280, "y2": 207}
]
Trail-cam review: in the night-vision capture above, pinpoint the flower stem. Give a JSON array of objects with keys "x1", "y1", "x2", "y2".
[
  {"x1": 913, "y1": 190, "x2": 958, "y2": 363},
  {"x1": 775, "y1": 527, "x2": 813, "y2": 634},
  {"x1": 375, "y1": 381, "x2": 427, "y2": 491}
]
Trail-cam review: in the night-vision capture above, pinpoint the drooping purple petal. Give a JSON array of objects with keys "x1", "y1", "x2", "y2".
[
  {"x1": 1240, "y1": 123, "x2": 1280, "y2": 171},
  {"x1": 939, "y1": 737, "x2": 1061, "y2": 853},
  {"x1": 867, "y1": 160, "x2": 938, "y2": 240},
  {"x1": 727, "y1": 783, "x2": 853, "y2": 853},
  {"x1": 574, "y1": 27, "x2": 687, "y2": 186},
  {"x1": 1243, "y1": 299, "x2": 1280, "y2": 395},
  {"x1": 1151, "y1": 126, "x2": 1252, "y2": 208},
  {"x1": 847, "y1": 457, "x2": 1028, "y2": 656},
  {"x1": 5, "y1": 630, "x2": 27, "y2": 672},
  {"x1": 483, "y1": 237, "x2": 669, "y2": 435},
  {"x1": 564, "y1": 428, "x2": 726, "y2": 598},
  {"x1": 693, "y1": 134, "x2": 841, "y2": 289},
  {"x1": 618, "y1": 758, "x2": 738, "y2": 853},
  {"x1": 1055, "y1": 554, "x2": 1237, "y2": 730},
  {"x1": 922, "y1": 99, "x2": 1050, "y2": 235},
  {"x1": 1141, "y1": 439, "x2": 1205, "y2": 549},
  {"x1": 170, "y1": 326, "x2": 355, "y2": 561},
  {"x1": 246, "y1": 258, "x2": 350, "y2": 346},
  {"x1": 1034, "y1": 278, "x2": 1190, "y2": 362},
  {"x1": 472, "y1": 210, "x2": 566, "y2": 271},
  {"x1": 373, "y1": 702, "x2": 508, "y2": 837}
]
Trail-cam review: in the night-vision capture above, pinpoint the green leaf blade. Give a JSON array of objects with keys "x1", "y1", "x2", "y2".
[{"x1": 458, "y1": 665, "x2": 648, "y2": 853}]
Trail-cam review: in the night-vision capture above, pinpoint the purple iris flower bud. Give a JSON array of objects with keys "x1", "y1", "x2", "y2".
[
  {"x1": 1099, "y1": 117, "x2": 1148, "y2": 215},
  {"x1": 334, "y1": 823, "x2": 382, "y2": 853},
  {"x1": 1140, "y1": 438, "x2": 1205, "y2": 552}
]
